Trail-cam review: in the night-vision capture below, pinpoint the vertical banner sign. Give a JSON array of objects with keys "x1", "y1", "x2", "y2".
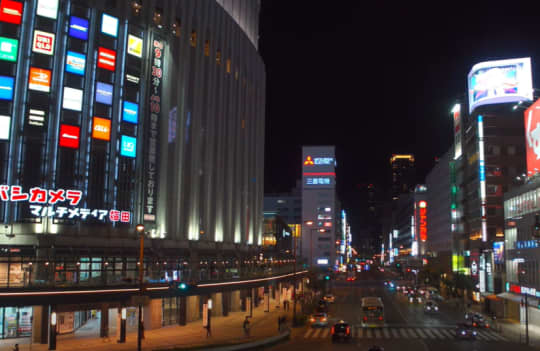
[{"x1": 143, "y1": 37, "x2": 163, "y2": 222}]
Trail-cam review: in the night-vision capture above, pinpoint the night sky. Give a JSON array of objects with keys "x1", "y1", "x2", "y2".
[{"x1": 259, "y1": 2, "x2": 540, "y2": 235}]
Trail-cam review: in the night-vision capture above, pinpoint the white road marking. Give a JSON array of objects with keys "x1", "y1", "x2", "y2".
[
  {"x1": 304, "y1": 328, "x2": 314, "y2": 338},
  {"x1": 415, "y1": 328, "x2": 427, "y2": 338}
]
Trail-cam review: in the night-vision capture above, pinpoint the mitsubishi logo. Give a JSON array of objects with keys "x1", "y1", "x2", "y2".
[{"x1": 304, "y1": 156, "x2": 314, "y2": 166}]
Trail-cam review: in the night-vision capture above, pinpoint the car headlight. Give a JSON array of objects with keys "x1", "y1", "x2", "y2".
[
  {"x1": 435, "y1": 306, "x2": 439, "y2": 311},
  {"x1": 461, "y1": 331, "x2": 466, "y2": 335},
  {"x1": 473, "y1": 331, "x2": 477, "y2": 336},
  {"x1": 426, "y1": 306, "x2": 431, "y2": 311}
]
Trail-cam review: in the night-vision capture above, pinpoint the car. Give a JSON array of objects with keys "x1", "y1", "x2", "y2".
[
  {"x1": 408, "y1": 293, "x2": 422, "y2": 303},
  {"x1": 455, "y1": 323, "x2": 477, "y2": 339},
  {"x1": 346, "y1": 276, "x2": 356, "y2": 281},
  {"x1": 424, "y1": 300, "x2": 439, "y2": 313},
  {"x1": 331, "y1": 320, "x2": 352, "y2": 342},
  {"x1": 309, "y1": 312, "x2": 329, "y2": 327},
  {"x1": 323, "y1": 294, "x2": 335, "y2": 303},
  {"x1": 466, "y1": 312, "x2": 490, "y2": 328}
]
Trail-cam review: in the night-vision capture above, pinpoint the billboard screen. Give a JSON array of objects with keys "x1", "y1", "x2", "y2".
[
  {"x1": 122, "y1": 101, "x2": 138, "y2": 124},
  {"x1": 0, "y1": 0, "x2": 22, "y2": 24},
  {"x1": 120, "y1": 135, "x2": 136, "y2": 157},
  {"x1": 127, "y1": 34, "x2": 143, "y2": 58},
  {"x1": 92, "y1": 117, "x2": 111, "y2": 141},
  {"x1": 0, "y1": 115, "x2": 10, "y2": 140},
  {"x1": 493, "y1": 242, "x2": 504, "y2": 264},
  {"x1": 95, "y1": 82, "x2": 113, "y2": 105},
  {"x1": 66, "y1": 51, "x2": 85, "y2": 76},
  {"x1": 524, "y1": 98, "x2": 540, "y2": 175},
  {"x1": 468, "y1": 57, "x2": 533, "y2": 113},
  {"x1": 62, "y1": 87, "x2": 83, "y2": 111},
  {"x1": 0, "y1": 36, "x2": 17, "y2": 62},
  {"x1": 0, "y1": 75, "x2": 14, "y2": 100},
  {"x1": 59, "y1": 124, "x2": 80, "y2": 149},
  {"x1": 28, "y1": 67, "x2": 51, "y2": 92},
  {"x1": 36, "y1": 0, "x2": 58, "y2": 19},
  {"x1": 101, "y1": 14, "x2": 118, "y2": 37},
  {"x1": 69, "y1": 16, "x2": 89, "y2": 40},
  {"x1": 97, "y1": 47, "x2": 116, "y2": 71},
  {"x1": 32, "y1": 30, "x2": 55, "y2": 56}
]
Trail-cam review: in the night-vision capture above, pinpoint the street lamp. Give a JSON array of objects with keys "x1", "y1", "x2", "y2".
[{"x1": 135, "y1": 224, "x2": 145, "y2": 351}]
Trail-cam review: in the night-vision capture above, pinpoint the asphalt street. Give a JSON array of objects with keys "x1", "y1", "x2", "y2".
[{"x1": 268, "y1": 270, "x2": 537, "y2": 351}]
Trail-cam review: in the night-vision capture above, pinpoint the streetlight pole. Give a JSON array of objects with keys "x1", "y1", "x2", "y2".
[
  {"x1": 136, "y1": 224, "x2": 145, "y2": 351},
  {"x1": 292, "y1": 228, "x2": 297, "y2": 325}
]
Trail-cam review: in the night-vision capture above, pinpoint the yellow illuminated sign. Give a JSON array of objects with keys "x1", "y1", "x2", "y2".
[{"x1": 127, "y1": 34, "x2": 142, "y2": 58}]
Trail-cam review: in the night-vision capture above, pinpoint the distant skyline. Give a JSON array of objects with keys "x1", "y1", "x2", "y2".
[{"x1": 259, "y1": 1, "x2": 540, "y2": 233}]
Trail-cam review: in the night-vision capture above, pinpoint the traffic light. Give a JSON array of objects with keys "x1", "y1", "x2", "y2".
[
  {"x1": 324, "y1": 275, "x2": 330, "y2": 281},
  {"x1": 396, "y1": 263, "x2": 401, "y2": 268},
  {"x1": 178, "y1": 282, "x2": 188, "y2": 290}
]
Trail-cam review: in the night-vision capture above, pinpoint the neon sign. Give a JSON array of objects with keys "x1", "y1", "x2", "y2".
[
  {"x1": 303, "y1": 156, "x2": 314, "y2": 165},
  {"x1": 419, "y1": 200, "x2": 427, "y2": 242},
  {"x1": 314, "y1": 157, "x2": 334, "y2": 165},
  {"x1": 97, "y1": 47, "x2": 116, "y2": 71},
  {"x1": 32, "y1": 30, "x2": 55, "y2": 56},
  {"x1": 69, "y1": 16, "x2": 89, "y2": 40},
  {"x1": 0, "y1": 0, "x2": 23, "y2": 25},
  {"x1": 305, "y1": 177, "x2": 331, "y2": 185}
]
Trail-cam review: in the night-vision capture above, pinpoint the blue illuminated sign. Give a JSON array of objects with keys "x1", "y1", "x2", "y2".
[
  {"x1": 65, "y1": 51, "x2": 85, "y2": 75},
  {"x1": 479, "y1": 160, "x2": 485, "y2": 181},
  {"x1": 0, "y1": 76, "x2": 14, "y2": 100},
  {"x1": 69, "y1": 16, "x2": 89, "y2": 40},
  {"x1": 95, "y1": 82, "x2": 113, "y2": 105},
  {"x1": 120, "y1": 135, "x2": 136, "y2": 158},
  {"x1": 516, "y1": 240, "x2": 539, "y2": 249},
  {"x1": 122, "y1": 101, "x2": 138, "y2": 124},
  {"x1": 306, "y1": 177, "x2": 331, "y2": 185}
]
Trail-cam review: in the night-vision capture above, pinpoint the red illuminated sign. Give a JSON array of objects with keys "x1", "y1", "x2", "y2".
[
  {"x1": 524, "y1": 98, "x2": 540, "y2": 176},
  {"x1": 303, "y1": 156, "x2": 314, "y2": 166},
  {"x1": 59, "y1": 124, "x2": 80, "y2": 149},
  {"x1": 97, "y1": 47, "x2": 116, "y2": 71},
  {"x1": 323, "y1": 222, "x2": 332, "y2": 227},
  {"x1": 509, "y1": 284, "x2": 521, "y2": 294},
  {"x1": 418, "y1": 201, "x2": 427, "y2": 242},
  {"x1": 0, "y1": 0, "x2": 22, "y2": 24}
]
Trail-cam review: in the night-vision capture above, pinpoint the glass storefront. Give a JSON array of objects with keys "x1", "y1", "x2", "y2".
[
  {"x1": 162, "y1": 297, "x2": 180, "y2": 326},
  {"x1": 0, "y1": 306, "x2": 32, "y2": 339}
]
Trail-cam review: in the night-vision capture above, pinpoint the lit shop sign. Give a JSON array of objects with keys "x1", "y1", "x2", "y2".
[
  {"x1": 303, "y1": 156, "x2": 314, "y2": 165},
  {"x1": 28, "y1": 109, "x2": 45, "y2": 127},
  {"x1": 323, "y1": 222, "x2": 332, "y2": 227},
  {"x1": 143, "y1": 39, "x2": 164, "y2": 222},
  {"x1": 122, "y1": 101, "x2": 138, "y2": 124},
  {"x1": 314, "y1": 157, "x2": 334, "y2": 165},
  {"x1": 126, "y1": 74, "x2": 140, "y2": 84},
  {"x1": 97, "y1": 47, "x2": 116, "y2": 71},
  {"x1": 418, "y1": 200, "x2": 427, "y2": 242},
  {"x1": 0, "y1": 75, "x2": 14, "y2": 100},
  {"x1": 525, "y1": 98, "x2": 540, "y2": 176},
  {"x1": 468, "y1": 57, "x2": 533, "y2": 113},
  {"x1": 69, "y1": 16, "x2": 89, "y2": 40},
  {"x1": 92, "y1": 117, "x2": 111, "y2": 141},
  {"x1": 509, "y1": 284, "x2": 538, "y2": 297},
  {"x1": 0, "y1": 115, "x2": 10, "y2": 140},
  {"x1": 516, "y1": 240, "x2": 539, "y2": 249},
  {"x1": 65, "y1": 51, "x2": 86, "y2": 76},
  {"x1": 127, "y1": 34, "x2": 143, "y2": 58},
  {"x1": 452, "y1": 104, "x2": 462, "y2": 160},
  {"x1": 317, "y1": 258, "x2": 329, "y2": 265},
  {"x1": 101, "y1": 14, "x2": 119, "y2": 37},
  {"x1": 36, "y1": 0, "x2": 58, "y2": 19},
  {"x1": 493, "y1": 241, "x2": 504, "y2": 264},
  {"x1": 120, "y1": 135, "x2": 136, "y2": 158},
  {"x1": 478, "y1": 115, "x2": 487, "y2": 242},
  {"x1": 32, "y1": 30, "x2": 55, "y2": 55},
  {"x1": 0, "y1": 36, "x2": 17, "y2": 62},
  {"x1": 305, "y1": 177, "x2": 331, "y2": 185},
  {"x1": 28, "y1": 67, "x2": 51, "y2": 92},
  {"x1": 62, "y1": 87, "x2": 83, "y2": 111},
  {"x1": 95, "y1": 82, "x2": 113, "y2": 105},
  {"x1": 0, "y1": 0, "x2": 23, "y2": 25},
  {"x1": 59, "y1": 124, "x2": 80, "y2": 149}
]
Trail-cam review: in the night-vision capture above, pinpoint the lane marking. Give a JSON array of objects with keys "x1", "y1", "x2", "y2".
[
  {"x1": 439, "y1": 329, "x2": 453, "y2": 338},
  {"x1": 431, "y1": 329, "x2": 444, "y2": 339},
  {"x1": 415, "y1": 328, "x2": 427, "y2": 339},
  {"x1": 399, "y1": 328, "x2": 409, "y2": 338},
  {"x1": 423, "y1": 328, "x2": 437, "y2": 339},
  {"x1": 312, "y1": 328, "x2": 322, "y2": 338},
  {"x1": 304, "y1": 329, "x2": 314, "y2": 338},
  {"x1": 391, "y1": 328, "x2": 400, "y2": 338},
  {"x1": 407, "y1": 328, "x2": 418, "y2": 338},
  {"x1": 374, "y1": 329, "x2": 381, "y2": 338},
  {"x1": 382, "y1": 328, "x2": 390, "y2": 338},
  {"x1": 321, "y1": 328, "x2": 330, "y2": 338}
]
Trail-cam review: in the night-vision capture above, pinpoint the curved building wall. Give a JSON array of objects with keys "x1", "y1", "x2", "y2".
[
  {"x1": 215, "y1": 0, "x2": 260, "y2": 48},
  {"x1": 0, "y1": 0, "x2": 265, "y2": 252}
]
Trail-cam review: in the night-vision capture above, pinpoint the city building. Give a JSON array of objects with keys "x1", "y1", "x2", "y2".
[
  {"x1": 425, "y1": 149, "x2": 452, "y2": 273},
  {"x1": 0, "y1": 0, "x2": 266, "y2": 342},
  {"x1": 390, "y1": 154, "x2": 416, "y2": 200},
  {"x1": 263, "y1": 180, "x2": 302, "y2": 226},
  {"x1": 301, "y1": 146, "x2": 338, "y2": 269},
  {"x1": 262, "y1": 211, "x2": 293, "y2": 256}
]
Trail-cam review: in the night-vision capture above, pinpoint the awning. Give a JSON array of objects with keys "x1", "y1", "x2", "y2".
[{"x1": 498, "y1": 292, "x2": 538, "y2": 306}]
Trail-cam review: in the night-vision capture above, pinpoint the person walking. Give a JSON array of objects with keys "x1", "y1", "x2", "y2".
[
  {"x1": 12, "y1": 344, "x2": 19, "y2": 351},
  {"x1": 243, "y1": 316, "x2": 250, "y2": 337},
  {"x1": 205, "y1": 324, "x2": 211, "y2": 337}
]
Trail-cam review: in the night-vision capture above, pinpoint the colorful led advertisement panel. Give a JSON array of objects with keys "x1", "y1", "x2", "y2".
[
  {"x1": 493, "y1": 242, "x2": 504, "y2": 264},
  {"x1": 0, "y1": 115, "x2": 10, "y2": 140},
  {"x1": 69, "y1": 16, "x2": 89, "y2": 40},
  {"x1": 120, "y1": 135, "x2": 136, "y2": 157},
  {"x1": 92, "y1": 117, "x2": 111, "y2": 141},
  {"x1": 36, "y1": 0, "x2": 58, "y2": 19},
  {"x1": 0, "y1": 0, "x2": 22, "y2": 24},
  {"x1": 468, "y1": 57, "x2": 533, "y2": 113},
  {"x1": 524, "y1": 98, "x2": 540, "y2": 175},
  {"x1": 95, "y1": 82, "x2": 113, "y2": 105},
  {"x1": 122, "y1": 101, "x2": 138, "y2": 124},
  {"x1": 0, "y1": 36, "x2": 17, "y2": 62},
  {"x1": 62, "y1": 87, "x2": 83, "y2": 111},
  {"x1": 59, "y1": 124, "x2": 80, "y2": 149},
  {"x1": 28, "y1": 67, "x2": 51, "y2": 92},
  {"x1": 0, "y1": 75, "x2": 14, "y2": 100},
  {"x1": 32, "y1": 30, "x2": 55, "y2": 55},
  {"x1": 127, "y1": 34, "x2": 143, "y2": 57},
  {"x1": 97, "y1": 47, "x2": 116, "y2": 71},
  {"x1": 65, "y1": 51, "x2": 85, "y2": 76},
  {"x1": 101, "y1": 14, "x2": 118, "y2": 37}
]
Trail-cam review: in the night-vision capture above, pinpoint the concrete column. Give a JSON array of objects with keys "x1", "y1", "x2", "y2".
[
  {"x1": 100, "y1": 304, "x2": 109, "y2": 337},
  {"x1": 142, "y1": 298, "x2": 162, "y2": 330},
  {"x1": 222, "y1": 291, "x2": 230, "y2": 316},
  {"x1": 230, "y1": 290, "x2": 241, "y2": 312},
  {"x1": 177, "y1": 296, "x2": 187, "y2": 325},
  {"x1": 32, "y1": 305, "x2": 48, "y2": 344},
  {"x1": 186, "y1": 295, "x2": 200, "y2": 322},
  {"x1": 211, "y1": 292, "x2": 223, "y2": 316}
]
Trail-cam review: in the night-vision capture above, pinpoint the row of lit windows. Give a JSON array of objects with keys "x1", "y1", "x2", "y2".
[{"x1": 504, "y1": 186, "x2": 540, "y2": 219}]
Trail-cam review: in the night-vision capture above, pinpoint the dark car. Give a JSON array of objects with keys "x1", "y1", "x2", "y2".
[
  {"x1": 331, "y1": 321, "x2": 352, "y2": 342},
  {"x1": 455, "y1": 323, "x2": 477, "y2": 340},
  {"x1": 465, "y1": 312, "x2": 491, "y2": 329}
]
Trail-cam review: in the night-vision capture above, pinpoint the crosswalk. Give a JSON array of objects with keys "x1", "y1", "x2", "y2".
[{"x1": 303, "y1": 326, "x2": 508, "y2": 342}]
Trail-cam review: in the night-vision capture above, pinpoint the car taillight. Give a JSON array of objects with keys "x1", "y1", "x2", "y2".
[
  {"x1": 331, "y1": 327, "x2": 335, "y2": 335},
  {"x1": 363, "y1": 316, "x2": 367, "y2": 321},
  {"x1": 379, "y1": 316, "x2": 383, "y2": 321},
  {"x1": 346, "y1": 326, "x2": 350, "y2": 334},
  {"x1": 310, "y1": 318, "x2": 315, "y2": 322},
  {"x1": 486, "y1": 324, "x2": 490, "y2": 328},
  {"x1": 473, "y1": 322, "x2": 477, "y2": 327},
  {"x1": 322, "y1": 318, "x2": 327, "y2": 322}
]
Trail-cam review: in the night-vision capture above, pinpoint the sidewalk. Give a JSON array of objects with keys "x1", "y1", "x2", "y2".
[{"x1": 0, "y1": 300, "x2": 297, "y2": 351}]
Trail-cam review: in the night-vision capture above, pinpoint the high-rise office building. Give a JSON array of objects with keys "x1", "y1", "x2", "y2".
[{"x1": 390, "y1": 154, "x2": 416, "y2": 200}]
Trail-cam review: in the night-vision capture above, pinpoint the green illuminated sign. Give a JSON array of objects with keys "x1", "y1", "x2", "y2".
[{"x1": 0, "y1": 37, "x2": 18, "y2": 62}]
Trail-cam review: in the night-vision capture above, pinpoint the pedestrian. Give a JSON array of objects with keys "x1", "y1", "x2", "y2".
[
  {"x1": 243, "y1": 316, "x2": 250, "y2": 337},
  {"x1": 205, "y1": 324, "x2": 211, "y2": 337},
  {"x1": 12, "y1": 344, "x2": 19, "y2": 351}
]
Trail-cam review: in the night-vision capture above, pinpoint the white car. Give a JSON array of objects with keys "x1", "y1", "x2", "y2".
[
  {"x1": 424, "y1": 300, "x2": 439, "y2": 313},
  {"x1": 310, "y1": 312, "x2": 329, "y2": 327}
]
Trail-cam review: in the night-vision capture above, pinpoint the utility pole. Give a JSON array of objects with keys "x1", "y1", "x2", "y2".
[
  {"x1": 292, "y1": 229, "x2": 297, "y2": 325},
  {"x1": 136, "y1": 224, "x2": 145, "y2": 351},
  {"x1": 525, "y1": 294, "x2": 529, "y2": 345}
]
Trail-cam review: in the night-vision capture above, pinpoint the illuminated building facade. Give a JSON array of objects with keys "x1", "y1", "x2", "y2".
[{"x1": 390, "y1": 154, "x2": 415, "y2": 200}]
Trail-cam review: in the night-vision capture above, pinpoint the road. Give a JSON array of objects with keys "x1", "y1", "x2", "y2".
[{"x1": 268, "y1": 270, "x2": 536, "y2": 351}]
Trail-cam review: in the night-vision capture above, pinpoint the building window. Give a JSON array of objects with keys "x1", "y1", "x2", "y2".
[
  {"x1": 153, "y1": 8, "x2": 163, "y2": 28},
  {"x1": 204, "y1": 40, "x2": 210, "y2": 57},
  {"x1": 507, "y1": 145, "x2": 516, "y2": 155},
  {"x1": 216, "y1": 50, "x2": 221, "y2": 65},
  {"x1": 190, "y1": 31, "x2": 197, "y2": 47},
  {"x1": 172, "y1": 19, "x2": 181, "y2": 37},
  {"x1": 226, "y1": 59, "x2": 231, "y2": 73},
  {"x1": 131, "y1": 1, "x2": 142, "y2": 16}
]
